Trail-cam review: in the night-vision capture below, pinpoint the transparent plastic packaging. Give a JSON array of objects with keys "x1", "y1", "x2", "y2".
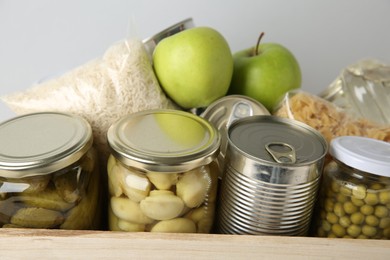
[
  {"x1": 320, "y1": 59, "x2": 390, "y2": 125},
  {"x1": 312, "y1": 136, "x2": 390, "y2": 239},
  {"x1": 106, "y1": 110, "x2": 221, "y2": 233},
  {"x1": 274, "y1": 90, "x2": 390, "y2": 145},
  {"x1": 0, "y1": 112, "x2": 101, "y2": 230}
]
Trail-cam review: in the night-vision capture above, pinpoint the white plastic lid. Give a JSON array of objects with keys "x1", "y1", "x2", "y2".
[{"x1": 330, "y1": 136, "x2": 390, "y2": 177}]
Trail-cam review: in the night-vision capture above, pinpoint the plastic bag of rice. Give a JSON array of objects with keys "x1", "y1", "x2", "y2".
[{"x1": 1, "y1": 38, "x2": 179, "y2": 167}]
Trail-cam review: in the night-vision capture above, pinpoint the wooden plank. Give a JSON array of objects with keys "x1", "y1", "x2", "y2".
[{"x1": 0, "y1": 229, "x2": 389, "y2": 259}]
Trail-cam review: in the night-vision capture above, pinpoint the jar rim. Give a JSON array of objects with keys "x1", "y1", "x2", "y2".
[
  {"x1": 107, "y1": 109, "x2": 221, "y2": 172},
  {"x1": 0, "y1": 112, "x2": 93, "y2": 178}
]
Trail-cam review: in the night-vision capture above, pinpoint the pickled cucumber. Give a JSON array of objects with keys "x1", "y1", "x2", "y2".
[
  {"x1": 10, "y1": 207, "x2": 64, "y2": 228},
  {"x1": 53, "y1": 168, "x2": 83, "y2": 204},
  {"x1": 20, "y1": 187, "x2": 74, "y2": 212},
  {"x1": 60, "y1": 166, "x2": 100, "y2": 230}
]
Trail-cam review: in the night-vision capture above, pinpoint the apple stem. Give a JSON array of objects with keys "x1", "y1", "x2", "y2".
[{"x1": 255, "y1": 32, "x2": 265, "y2": 56}]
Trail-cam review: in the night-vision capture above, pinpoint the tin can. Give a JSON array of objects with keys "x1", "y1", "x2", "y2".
[
  {"x1": 313, "y1": 136, "x2": 390, "y2": 239},
  {"x1": 106, "y1": 109, "x2": 220, "y2": 233},
  {"x1": 216, "y1": 115, "x2": 328, "y2": 236},
  {"x1": 201, "y1": 95, "x2": 270, "y2": 177},
  {"x1": 142, "y1": 18, "x2": 194, "y2": 61},
  {"x1": 0, "y1": 112, "x2": 101, "y2": 230}
]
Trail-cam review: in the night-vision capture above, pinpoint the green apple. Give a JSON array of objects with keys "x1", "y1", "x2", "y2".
[
  {"x1": 228, "y1": 33, "x2": 301, "y2": 111},
  {"x1": 153, "y1": 27, "x2": 233, "y2": 109}
]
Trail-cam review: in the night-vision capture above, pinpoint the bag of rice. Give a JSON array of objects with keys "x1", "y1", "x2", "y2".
[{"x1": 1, "y1": 38, "x2": 179, "y2": 167}]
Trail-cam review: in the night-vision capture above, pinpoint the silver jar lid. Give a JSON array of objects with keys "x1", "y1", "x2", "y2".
[
  {"x1": 0, "y1": 112, "x2": 93, "y2": 178},
  {"x1": 107, "y1": 109, "x2": 221, "y2": 172}
]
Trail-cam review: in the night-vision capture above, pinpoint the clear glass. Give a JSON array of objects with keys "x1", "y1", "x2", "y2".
[
  {"x1": 313, "y1": 160, "x2": 390, "y2": 239},
  {"x1": 107, "y1": 155, "x2": 219, "y2": 233},
  {"x1": 0, "y1": 148, "x2": 101, "y2": 230}
]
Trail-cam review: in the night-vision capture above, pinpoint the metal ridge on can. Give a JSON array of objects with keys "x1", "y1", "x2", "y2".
[{"x1": 216, "y1": 115, "x2": 328, "y2": 236}]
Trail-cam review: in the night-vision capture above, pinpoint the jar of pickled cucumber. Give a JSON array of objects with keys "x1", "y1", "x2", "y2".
[
  {"x1": 0, "y1": 112, "x2": 101, "y2": 230},
  {"x1": 313, "y1": 136, "x2": 390, "y2": 239},
  {"x1": 106, "y1": 109, "x2": 221, "y2": 233}
]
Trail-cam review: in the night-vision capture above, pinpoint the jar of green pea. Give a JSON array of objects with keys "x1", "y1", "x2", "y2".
[{"x1": 313, "y1": 136, "x2": 390, "y2": 239}]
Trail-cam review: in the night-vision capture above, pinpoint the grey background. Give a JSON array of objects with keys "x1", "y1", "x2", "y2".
[{"x1": 0, "y1": 0, "x2": 389, "y2": 121}]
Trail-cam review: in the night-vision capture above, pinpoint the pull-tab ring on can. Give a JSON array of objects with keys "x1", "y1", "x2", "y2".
[{"x1": 265, "y1": 142, "x2": 296, "y2": 164}]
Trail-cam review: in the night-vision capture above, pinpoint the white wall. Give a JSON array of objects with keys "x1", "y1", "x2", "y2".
[{"x1": 0, "y1": 0, "x2": 389, "y2": 121}]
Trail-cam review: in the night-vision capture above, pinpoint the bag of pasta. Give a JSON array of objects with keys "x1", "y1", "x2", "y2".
[{"x1": 273, "y1": 90, "x2": 390, "y2": 144}]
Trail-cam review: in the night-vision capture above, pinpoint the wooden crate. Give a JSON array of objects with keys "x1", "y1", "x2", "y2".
[{"x1": 0, "y1": 228, "x2": 389, "y2": 259}]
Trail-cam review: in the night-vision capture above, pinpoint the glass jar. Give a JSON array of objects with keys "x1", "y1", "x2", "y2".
[
  {"x1": 313, "y1": 136, "x2": 390, "y2": 239},
  {"x1": 106, "y1": 109, "x2": 221, "y2": 233},
  {"x1": 0, "y1": 112, "x2": 101, "y2": 230}
]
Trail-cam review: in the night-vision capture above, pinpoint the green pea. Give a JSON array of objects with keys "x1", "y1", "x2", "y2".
[
  {"x1": 331, "y1": 224, "x2": 346, "y2": 237},
  {"x1": 360, "y1": 204, "x2": 374, "y2": 216},
  {"x1": 357, "y1": 234, "x2": 368, "y2": 239},
  {"x1": 362, "y1": 225, "x2": 377, "y2": 237},
  {"x1": 343, "y1": 201, "x2": 357, "y2": 214},
  {"x1": 334, "y1": 202, "x2": 345, "y2": 217},
  {"x1": 350, "y1": 212, "x2": 365, "y2": 225},
  {"x1": 379, "y1": 190, "x2": 390, "y2": 204},
  {"x1": 364, "y1": 192, "x2": 379, "y2": 206},
  {"x1": 340, "y1": 185, "x2": 352, "y2": 196},
  {"x1": 347, "y1": 224, "x2": 362, "y2": 238},
  {"x1": 339, "y1": 216, "x2": 351, "y2": 228},
  {"x1": 370, "y1": 183, "x2": 384, "y2": 190},
  {"x1": 336, "y1": 193, "x2": 348, "y2": 203},
  {"x1": 352, "y1": 185, "x2": 367, "y2": 200},
  {"x1": 321, "y1": 219, "x2": 331, "y2": 232},
  {"x1": 351, "y1": 197, "x2": 364, "y2": 207},
  {"x1": 374, "y1": 205, "x2": 389, "y2": 218},
  {"x1": 326, "y1": 212, "x2": 339, "y2": 224},
  {"x1": 379, "y1": 217, "x2": 390, "y2": 229},
  {"x1": 383, "y1": 228, "x2": 390, "y2": 238},
  {"x1": 324, "y1": 198, "x2": 334, "y2": 212},
  {"x1": 365, "y1": 215, "x2": 379, "y2": 227},
  {"x1": 330, "y1": 180, "x2": 340, "y2": 193}
]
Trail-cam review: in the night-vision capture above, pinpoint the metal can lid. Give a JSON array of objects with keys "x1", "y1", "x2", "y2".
[
  {"x1": 0, "y1": 112, "x2": 93, "y2": 178},
  {"x1": 201, "y1": 95, "x2": 270, "y2": 167},
  {"x1": 228, "y1": 115, "x2": 327, "y2": 165},
  {"x1": 107, "y1": 109, "x2": 221, "y2": 172},
  {"x1": 330, "y1": 136, "x2": 390, "y2": 177},
  {"x1": 142, "y1": 18, "x2": 194, "y2": 60}
]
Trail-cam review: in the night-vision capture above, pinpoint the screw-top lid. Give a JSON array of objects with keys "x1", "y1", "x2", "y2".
[
  {"x1": 0, "y1": 112, "x2": 93, "y2": 178},
  {"x1": 330, "y1": 136, "x2": 390, "y2": 177},
  {"x1": 107, "y1": 109, "x2": 221, "y2": 172}
]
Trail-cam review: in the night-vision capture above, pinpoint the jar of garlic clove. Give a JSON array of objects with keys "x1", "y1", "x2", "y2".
[
  {"x1": 106, "y1": 109, "x2": 221, "y2": 233},
  {"x1": 0, "y1": 112, "x2": 102, "y2": 230}
]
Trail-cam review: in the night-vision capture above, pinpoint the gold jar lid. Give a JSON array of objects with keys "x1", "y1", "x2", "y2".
[
  {"x1": 0, "y1": 112, "x2": 93, "y2": 178},
  {"x1": 107, "y1": 109, "x2": 221, "y2": 172}
]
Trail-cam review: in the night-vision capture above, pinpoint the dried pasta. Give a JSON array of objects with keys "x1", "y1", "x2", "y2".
[{"x1": 274, "y1": 91, "x2": 390, "y2": 144}]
